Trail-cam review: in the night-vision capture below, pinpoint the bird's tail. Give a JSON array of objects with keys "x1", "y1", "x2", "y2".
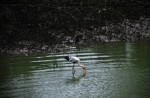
[{"x1": 64, "y1": 56, "x2": 70, "y2": 61}]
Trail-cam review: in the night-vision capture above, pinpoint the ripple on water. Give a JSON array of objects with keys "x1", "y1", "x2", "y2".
[{"x1": 1, "y1": 42, "x2": 150, "y2": 98}]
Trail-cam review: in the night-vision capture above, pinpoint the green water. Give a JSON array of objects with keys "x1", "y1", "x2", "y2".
[{"x1": 0, "y1": 41, "x2": 150, "y2": 98}]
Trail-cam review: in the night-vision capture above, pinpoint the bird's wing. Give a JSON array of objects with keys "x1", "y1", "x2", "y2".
[{"x1": 70, "y1": 56, "x2": 80, "y2": 63}]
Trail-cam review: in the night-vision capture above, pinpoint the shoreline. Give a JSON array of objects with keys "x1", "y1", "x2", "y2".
[{"x1": 0, "y1": 38, "x2": 149, "y2": 55}]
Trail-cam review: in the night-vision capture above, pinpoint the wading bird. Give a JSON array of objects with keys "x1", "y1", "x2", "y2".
[{"x1": 64, "y1": 56, "x2": 86, "y2": 76}]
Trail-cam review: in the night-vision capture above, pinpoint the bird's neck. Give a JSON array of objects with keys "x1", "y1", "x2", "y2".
[{"x1": 78, "y1": 63, "x2": 86, "y2": 76}]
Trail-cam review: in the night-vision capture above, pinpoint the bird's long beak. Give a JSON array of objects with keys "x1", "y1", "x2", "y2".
[{"x1": 82, "y1": 66, "x2": 87, "y2": 76}]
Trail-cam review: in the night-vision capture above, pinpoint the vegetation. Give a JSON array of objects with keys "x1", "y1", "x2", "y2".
[{"x1": 0, "y1": 0, "x2": 150, "y2": 54}]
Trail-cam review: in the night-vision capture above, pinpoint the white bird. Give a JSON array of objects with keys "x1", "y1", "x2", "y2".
[{"x1": 64, "y1": 56, "x2": 86, "y2": 76}]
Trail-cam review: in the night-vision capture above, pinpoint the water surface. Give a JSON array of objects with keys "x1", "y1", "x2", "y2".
[{"x1": 0, "y1": 41, "x2": 150, "y2": 98}]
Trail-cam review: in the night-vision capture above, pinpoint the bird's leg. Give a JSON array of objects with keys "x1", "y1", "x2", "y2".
[{"x1": 72, "y1": 63, "x2": 75, "y2": 76}]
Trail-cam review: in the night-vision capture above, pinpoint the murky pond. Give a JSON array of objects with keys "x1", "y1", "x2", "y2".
[{"x1": 0, "y1": 41, "x2": 150, "y2": 98}]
